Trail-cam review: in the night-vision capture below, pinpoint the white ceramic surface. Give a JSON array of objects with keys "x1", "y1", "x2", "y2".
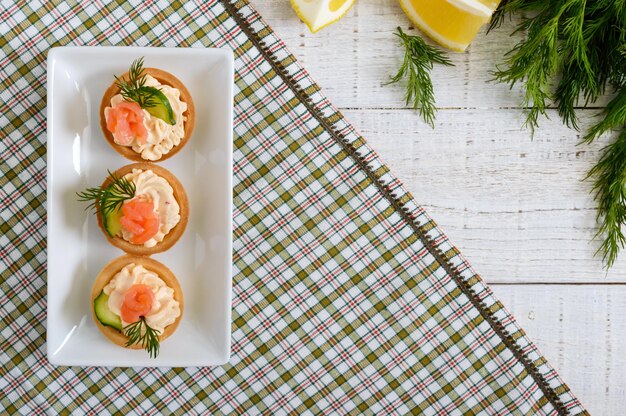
[{"x1": 46, "y1": 46, "x2": 233, "y2": 367}]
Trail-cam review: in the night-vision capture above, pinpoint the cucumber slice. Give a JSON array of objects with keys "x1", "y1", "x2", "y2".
[
  {"x1": 94, "y1": 291, "x2": 122, "y2": 331},
  {"x1": 102, "y1": 205, "x2": 123, "y2": 237},
  {"x1": 138, "y1": 86, "x2": 176, "y2": 125}
]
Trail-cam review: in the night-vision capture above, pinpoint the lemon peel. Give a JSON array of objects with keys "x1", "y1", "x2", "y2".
[
  {"x1": 398, "y1": 0, "x2": 499, "y2": 52},
  {"x1": 290, "y1": 0, "x2": 356, "y2": 33}
]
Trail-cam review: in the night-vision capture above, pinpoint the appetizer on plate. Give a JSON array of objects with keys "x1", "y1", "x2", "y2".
[
  {"x1": 77, "y1": 163, "x2": 189, "y2": 255},
  {"x1": 91, "y1": 255, "x2": 183, "y2": 357},
  {"x1": 100, "y1": 57, "x2": 195, "y2": 161}
]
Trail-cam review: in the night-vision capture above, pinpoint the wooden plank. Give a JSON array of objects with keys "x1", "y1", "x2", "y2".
[
  {"x1": 490, "y1": 284, "x2": 626, "y2": 416},
  {"x1": 342, "y1": 108, "x2": 626, "y2": 282},
  {"x1": 250, "y1": 0, "x2": 612, "y2": 110}
]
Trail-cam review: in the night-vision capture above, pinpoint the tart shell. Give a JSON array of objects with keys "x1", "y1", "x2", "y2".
[
  {"x1": 100, "y1": 67, "x2": 195, "y2": 162},
  {"x1": 91, "y1": 255, "x2": 184, "y2": 349},
  {"x1": 97, "y1": 163, "x2": 189, "y2": 256}
]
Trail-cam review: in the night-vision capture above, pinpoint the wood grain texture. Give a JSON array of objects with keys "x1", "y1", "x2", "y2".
[
  {"x1": 249, "y1": 0, "x2": 625, "y2": 413},
  {"x1": 491, "y1": 285, "x2": 626, "y2": 416},
  {"x1": 344, "y1": 108, "x2": 626, "y2": 282}
]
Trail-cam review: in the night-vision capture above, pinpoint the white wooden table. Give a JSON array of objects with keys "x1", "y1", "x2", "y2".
[{"x1": 251, "y1": 1, "x2": 626, "y2": 414}]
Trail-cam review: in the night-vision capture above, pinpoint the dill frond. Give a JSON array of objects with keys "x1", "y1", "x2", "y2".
[
  {"x1": 388, "y1": 27, "x2": 453, "y2": 127},
  {"x1": 124, "y1": 317, "x2": 161, "y2": 358},
  {"x1": 76, "y1": 171, "x2": 136, "y2": 216},
  {"x1": 587, "y1": 128, "x2": 626, "y2": 268},
  {"x1": 114, "y1": 57, "x2": 158, "y2": 109}
]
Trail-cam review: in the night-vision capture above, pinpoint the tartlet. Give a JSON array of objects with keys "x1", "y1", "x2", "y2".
[
  {"x1": 100, "y1": 61, "x2": 195, "y2": 162},
  {"x1": 91, "y1": 163, "x2": 189, "y2": 255},
  {"x1": 91, "y1": 255, "x2": 183, "y2": 353}
]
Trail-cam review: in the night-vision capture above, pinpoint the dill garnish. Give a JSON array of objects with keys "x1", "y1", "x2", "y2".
[
  {"x1": 388, "y1": 27, "x2": 454, "y2": 127},
  {"x1": 114, "y1": 57, "x2": 158, "y2": 109},
  {"x1": 124, "y1": 317, "x2": 161, "y2": 358},
  {"x1": 489, "y1": 0, "x2": 626, "y2": 267},
  {"x1": 76, "y1": 171, "x2": 135, "y2": 216}
]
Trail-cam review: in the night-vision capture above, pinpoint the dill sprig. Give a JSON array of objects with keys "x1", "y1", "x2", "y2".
[
  {"x1": 115, "y1": 57, "x2": 158, "y2": 109},
  {"x1": 124, "y1": 317, "x2": 161, "y2": 358},
  {"x1": 586, "y1": 129, "x2": 626, "y2": 268},
  {"x1": 490, "y1": 2, "x2": 568, "y2": 132},
  {"x1": 583, "y1": 88, "x2": 626, "y2": 145},
  {"x1": 76, "y1": 171, "x2": 136, "y2": 216},
  {"x1": 488, "y1": 0, "x2": 626, "y2": 267},
  {"x1": 389, "y1": 27, "x2": 454, "y2": 127},
  {"x1": 585, "y1": 88, "x2": 626, "y2": 268}
]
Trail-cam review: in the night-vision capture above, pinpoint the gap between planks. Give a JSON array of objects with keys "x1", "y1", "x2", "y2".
[{"x1": 343, "y1": 108, "x2": 626, "y2": 283}]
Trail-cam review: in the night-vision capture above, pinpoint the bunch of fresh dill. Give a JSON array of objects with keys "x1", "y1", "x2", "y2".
[{"x1": 490, "y1": 0, "x2": 626, "y2": 267}]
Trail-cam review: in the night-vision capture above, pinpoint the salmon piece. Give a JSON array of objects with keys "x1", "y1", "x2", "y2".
[
  {"x1": 121, "y1": 284, "x2": 155, "y2": 323},
  {"x1": 120, "y1": 198, "x2": 160, "y2": 244},
  {"x1": 106, "y1": 101, "x2": 148, "y2": 145}
]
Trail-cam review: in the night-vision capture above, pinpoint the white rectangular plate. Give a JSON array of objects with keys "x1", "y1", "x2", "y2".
[{"x1": 46, "y1": 46, "x2": 233, "y2": 367}]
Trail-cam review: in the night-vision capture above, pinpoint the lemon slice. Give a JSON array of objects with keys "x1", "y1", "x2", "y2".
[
  {"x1": 290, "y1": 0, "x2": 356, "y2": 33},
  {"x1": 399, "y1": 0, "x2": 500, "y2": 52}
]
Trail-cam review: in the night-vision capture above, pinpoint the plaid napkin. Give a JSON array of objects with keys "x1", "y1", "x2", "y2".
[{"x1": 0, "y1": 0, "x2": 587, "y2": 414}]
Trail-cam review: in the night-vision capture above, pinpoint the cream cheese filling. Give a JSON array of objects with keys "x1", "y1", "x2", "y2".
[
  {"x1": 103, "y1": 263, "x2": 180, "y2": 334},
  {"x1": 120, "y1": 169, "x2": 180, "y2": 248},
  {"x1": 104, "y1": 75, "x2": 187, "y2": 161}
]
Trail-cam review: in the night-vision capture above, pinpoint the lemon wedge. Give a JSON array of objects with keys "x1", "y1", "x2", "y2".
[
  {"x1": 399, "y1": 0, "x2": 500, "y2": 52},
  {"x1": 290, "y1": 0, "x2": 356, "y2": 33}
]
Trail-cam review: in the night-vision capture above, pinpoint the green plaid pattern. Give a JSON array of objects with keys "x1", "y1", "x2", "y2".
[{"x1": 0, "y1": 0, "x2": 587, "y2": 414}]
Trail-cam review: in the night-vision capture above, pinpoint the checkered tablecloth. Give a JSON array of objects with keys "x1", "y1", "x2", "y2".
[{"x1": 0, "y1": 1, "x2": 587, "y2": 414}]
